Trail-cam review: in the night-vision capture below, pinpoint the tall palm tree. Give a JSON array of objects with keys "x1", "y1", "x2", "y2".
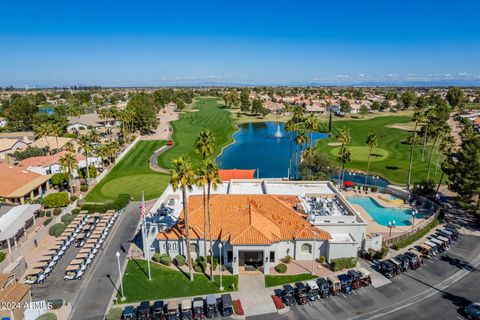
[
  {"x1": 196, "y1": 161, "x2": 209, "y2": 272},
  {"x1": 406, "y1": 111, "x2": 423, "y2": 189},
  {"x1": 421, "y1": 108, "x2": 432, "y2": 162},
  {"x1": 194, "y1": 129, "x2": 216, "y2": 160},
  {"x1": 305, "y1": 114, "x2": 318, "y2": 148},
  {"x1": 204, "y1": 159, "x2": 222, "y2": 282},
  {"x1": 79, "y1": 135, "x2": 93, "y2": 185},
  {"x1": 170, "y1": 156, "x2": 196, "y2": 281},
  {"x1": 338, "y1": 147, "x2": 352, "y2": 184},
  {"x1": 59, "y1": 152, "x2": 78, "y2": 194},
  {"x1": 285, "y1": 120, "x2": 296, "y2": 179},
  {"x1": 335, "y1": 127, "x2": 351, "y2": 185},
  {"x1": 364, "y1": 132, "x2": 378, "y2": 189},
  {"x1": 435, "y1": 133, "x2": 453, "y2": 175},
  {"x1": 109, "y1": 106, "x2": 120, "y2": 139},
  {"x1": 35, "y1": 123, "x2": 53, "y2": 154},
  {"x1": 99, "y1": 108, "x2": 109, "y2": 129},
  {"x1": 426, "y1": 124, "x2": 449, "y2": 182},
  {"x1": 51, "y1": 123, "x2": 63, "y2": 152},
  {"x1": 295, "y1": 131, "x2": 308, "y2": 176}
]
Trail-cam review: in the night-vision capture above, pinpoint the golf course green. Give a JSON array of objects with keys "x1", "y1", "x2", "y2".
[{"x1": 317, "y1": 115, "x2": 442, "y2": 185}]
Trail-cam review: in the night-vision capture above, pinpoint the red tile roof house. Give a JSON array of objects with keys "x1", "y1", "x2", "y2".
[
  {"x1": 156, "y1": 194, "x2": 332, "y2": 275},
  {"x1": 0, "y1": 163, "x2": 51, "y2": 204}
]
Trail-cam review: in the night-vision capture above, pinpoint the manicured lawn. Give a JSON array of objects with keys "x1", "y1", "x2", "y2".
[
  {"x1": 265, "y1": 273, "x2": 318, "y2": 288},
  {"x1": 158, "y1": 98, "x2": 237, "y2": 169},
  {"x1": 119, "y1": 259, "x2": 238, "y2": 303},
  {"x1": 85, "y1": 141, "x2": 170, "y2": 202},
  {"x1": 316, "y1": 116, "x2": 442, "y2": 185}
]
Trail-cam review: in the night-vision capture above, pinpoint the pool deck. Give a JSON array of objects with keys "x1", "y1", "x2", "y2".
[{"x1": 343, "y1": 191, "x2": 426, "y2": 237}]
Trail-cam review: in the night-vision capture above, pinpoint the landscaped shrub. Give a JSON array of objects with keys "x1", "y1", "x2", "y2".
[
  {"x1": 49, "y1": 223, "x2": 66, "y2": 237},
  {"x1": 45, "y1": 210, "x2": 52, "y2": 217},
  {"x1": 275, "y1": 263, "x2": 288, "y2": 273},
  {"x1": 0, "y1": 252, "x2": 6, "y2": 263},
  {"x1": 53, "y1": 208, "x2": 62, "y2": 216},
  {"x1": 316, "y1": 255, "x2": 326, "y2": 264},
  {"x1": 330, "y1": 257, "x2": 357, "y2": 271},
  {"x1": 159, "y1": 254, "x2": 172, "y2": 266},
  {"x1": 194, "y1": 257, "x2": 207, "y2": 272},
  {"x1": 43, "y1": 192, "x2": 70, "y2": 208},
  {"x1": 70, "y1": 195, "x2": 78, "y2": 202},
  {"x1": 47, "y1": 299, "x2": 63, "y2": 309},
  {"x1": 206, "y1": 255, "x2": 219, "y2": 270},
  {"x1": 80, "y1": 185, "x2": 88, "y2": 192},
  {"x1": 43, "y1": 218, "x2": 53, "y2": 226},
  {"x1": 61, "y1": 214, "x2": 73, "y2": 226},
  {"x1": 71, "y1": 208, "x2": 80, "y2": 215},
  {"x1": 51, "y1": 173, "x2": 69, "y2": 188},
  {"x1": 37, "y1": 211, "x2": 46, "y2": 217},
  {"x1": 35, "y1": 313, "x2": 57, "y2": 320},
  {"x1": 78, "y1": 165, "x2": 97, "y2": 179},
  {"x1": 392, "y1": 217, "x2": 441, "y2": 250},
  {"x1": 282, "y1": 255, "x2": 293, "y2": 264},
  {"x1": 174, "y1": 255, "x2": 186, "y2": 267},
  {"x1": 152, "y1": 253, "x2": 161, "y2": 263}
]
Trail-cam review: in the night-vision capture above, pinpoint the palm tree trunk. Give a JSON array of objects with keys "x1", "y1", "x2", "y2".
[
  {"x1": 406, "y1": 121, "x2": 418, "y2": 189},
  {"x1": 182, "y1": 186, "x2": 194, "y2": 281},
  {"x1": 364, "y1": 145, "x2": 373, "y2": 189},
  {"x1": 421, "y1": 125, "x2": 428, "y2": 162},
  {"x1": 202, "y1": 185, "x2": 207, "y2": 267},
  {"x1": 85, "y1": 152, "x2": 91, "y2": 185},
  {"x1": 337, "y1": 146, "x2": 344, "y2": 186},
  {"x1": 293, "y1": 140, "x2": 298, "y2": 179},
  {"x1": 426, "y1": 134, "x2": 439, "y2": 182},
  {"x1": 288, "y1": 133, "x2": 293, "y2": 180},
  {"x1": 436, "y1": 170, "x2": 445, "y2": 194},
  {"x1": 434, "y1": 148, "x2": 442, "y2": 176},
  {"x1": 207, "y1": 182, "x2": 213, "y2": 282},
  {"x1": 68, "y1": 170, "x2": 74, "y2": 195}
]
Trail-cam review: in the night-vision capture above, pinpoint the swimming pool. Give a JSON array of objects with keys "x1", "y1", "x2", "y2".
[{"x1": 347, "y1": 196, "x2": 422, "y2": 226}]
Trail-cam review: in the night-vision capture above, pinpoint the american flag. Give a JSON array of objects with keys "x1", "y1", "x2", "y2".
[{"x1": 139, "y1": 192, "x2": 145, "y2": 218}]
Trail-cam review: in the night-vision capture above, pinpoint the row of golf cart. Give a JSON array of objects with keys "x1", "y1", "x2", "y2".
[
  {"x1": 274, "y1": 267, "x2": 372, "y2": 306},
  {"x1": 122, "y1": 294, "x2": 234, "y2": 320},
  {"x1": 64, "y1": 213, "x2": 118, "y2": 281},
  {"x1": 376, "y1": 225, "x2": 458, "y2": 279}
]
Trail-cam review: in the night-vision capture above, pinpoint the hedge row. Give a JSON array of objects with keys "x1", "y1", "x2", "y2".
[
  {"x1": 44, "y1": 192, "x2": 70, "y2": 208},
  {"x1": 49, "y1": 223, "x2": 66, "y2": 238},
  {"x1": 392, "y1": 217, "x2": 440, "y2": 250},
  {"x1": 330, "y1": 257, "x2": 357, "y2": 271},
  {"x1": 81, "y1": 194, "x2": 130, "y2": 213}
]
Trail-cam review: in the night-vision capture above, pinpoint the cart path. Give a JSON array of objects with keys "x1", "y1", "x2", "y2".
[
  {"x1": 234, "y1": 274, "x2": 277, "y2": 317},
  {"x1": 149, "y1": 145, "x2": 171, "y2": 174}
]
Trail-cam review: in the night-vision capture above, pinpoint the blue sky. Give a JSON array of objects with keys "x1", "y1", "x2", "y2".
[{"x1": 1, "y1": 0, "x2": 479, "y2": 87}]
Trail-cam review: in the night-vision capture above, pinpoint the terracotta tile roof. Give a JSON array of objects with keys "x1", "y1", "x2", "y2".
[
  {"x1": 0, "y1": 274, "x2": 14, "y2": 289},
  {"x1": 0, "y1": 163, "x2": 50, "y2": 197},
  {"x1": 18, "y1": 151, "x2": 85, "y2": 168},
  {"x1": 218, "y1": 169, "x2": 256, "y2": 181},
  {"x1": 474, "y1": 117, "x2": 480, "y2": 125},
  {"x1": 0, "y1": 283, "x2": 30, "y2": 303},
  {"x1": 157, "y1": 194, "x2": 330, "y2": 245},
  {"x1": 0, "y1": 139, "x2": 20, "y2": 151}
]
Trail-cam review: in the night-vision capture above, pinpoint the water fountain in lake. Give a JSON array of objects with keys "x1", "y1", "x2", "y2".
[{"x1": 274, "y1": 123, "x2": 283, "y2": 138}]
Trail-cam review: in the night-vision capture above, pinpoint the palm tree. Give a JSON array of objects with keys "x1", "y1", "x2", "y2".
[
  {"x1": 335, "y1": 127, "x2": 351, "y2": 185},
  {"x1": 285, "y1": 120, "x2": 297, "y2": 180},
  {"x1": 435, "y1": 133, "x2": 453, "y2": 175},
  {"x1": 305, "y1": 114, "x2": 318, "y2": 148},
  {"x1": 204, "y1": 159, "x2": 221, "y2": 282},
  {"x1": 406, "y1": 111, "x2": 423, "y2": 189},
  {"x1": 295, "y1": 131, "x2": 308, "y2": 175},
  {"x1": 35, "y1": 123, "x2": 53, "y2": 154},
  {"x1": 338, "y1": 147, "x2": 352, "y2": 184},
  {"x1": 194, "y1": 129, "x2": 216, "y2": 160},
  {"x1": 109, "y1": 106, "x2": 120, "y2": 139},
  {"x1": 59, "y1": 152, "x2": 78, "y2": 194},
  {"x1": 51, "y1": 123, "x2": 63, "y2": 152},
  {"x1": 426, "y1": 124, "x2": 449, "y2": 182},
  {"x1": 79, "y1": 135, "x2": 93, "y2": 185},
  {"x1": 364, "y1": 132, "x2": 378, "y2": 189},
  {"x1": 170, "y1": 156, "x2": 196, "y2": 281},
  {"x1": 99, "y1": 108, "x2": 109, "y2": 129},
  {"x1": 196, "y1": 161, "x2": 209, "y2": 273}
]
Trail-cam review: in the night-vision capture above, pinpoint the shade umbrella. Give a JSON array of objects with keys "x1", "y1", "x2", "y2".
[{"x1": 344, "y1": 181, "x2": 354, "y2": 187}]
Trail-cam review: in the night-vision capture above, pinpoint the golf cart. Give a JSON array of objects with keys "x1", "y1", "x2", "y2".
[
  {"x1": 425, "y1": 240, "x2": 441, "y2": 254},
  {"x1": 327, "y1": 275, "x2": 341, "y2": 296},
  {"x1": 429, "y1": 237, "x2": 448, "y2": 251},
  {"x1": 337, "y1": 274, "x2": 353, "y2": 295},
  {"x1": 356, "y1": 267, "x2": 372, "y2": 286},
  {"x1": 305, "y1": 280, "x2": 320, "y2": 301},
  {"x1": 316, "y1": 278, "x2": 330, "y2": 298},
  {"x1": 136, "y1": 301, "x2": 151, "y2": 320},
  {"x1": 193, "y1": 297, "x2": 204, "y2": 319},
  {"x1": 395, "y1": 254, "x2": 410, "y2": 272},
  {"x1": 379, "y1": 260, "x2": 396, "y2": 278},
  {"x1": 295, "y1": 282, "x2": 309, "y2": 305},
  {"x1": 389, "y1": 258, "x2": 403, "y2": 275},
  {"x1": 403, "y1": 251, "x2": 420, "y2": 269},
  {"x1": 152, "y1": 300, "x2": 164, "y2": 320},
  {"x1": 181, "y1": 299, "x2": 193, "y2": 320},
  {"x1": 282, "y1": 284, "x2": 295, "y2": 306},
  {"x1": 220, "y1": 294, "x2": 233, "y2": 317},
  {"x1": 205, "y1": 295, "x2": 218, "y2": 318},
  {"x1": 347, "y1": 269, "x2": 361, "y2": 289},
  {"x1": 416, "y1": 244, "x2": 434, "y2": 258},
  {"x1": 122, "y1": 306, "x2": 135, "y2": 320},
  {"x1": 166, "y1": 300, "x2": 180, "y2": 320}
]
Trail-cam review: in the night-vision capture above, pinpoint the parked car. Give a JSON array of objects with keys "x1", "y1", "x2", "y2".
[
  {"x1": 316, "y1": 278, "x2": 330, "y2": 298},
  {"x1": 152, "y1": 300, "x2": 164, "y2": 320},
  {"x1": 122, "y1": 306, "x2": 135, "y2": 320},
  {"x1": 137, "y1": 301, "x2": 151, "y2": 320},
  {"x1": 305, "y1": 280, "x2": 320, "y2": 301},
  {"x1": 220, "y1": 294, "x2": 233, "y2": 317},
  {"x1": 192, "y1": 297, "x2": 204, "y2": 319},
  {"x1": 282, "y1": 284, "x2": 295, "y2": 306},
  {"x1": 205, "y1": 294, "x2": 218, "y2": 318},
  {"x1": 181, "y1": 299, "x2": 193, "y2": 320},
  {"x1": 295, "y1": 282, "x2": 309, "y2": 305},
  {"x1": 337, "y1": 274, "x2": 353, "y2": 295}
]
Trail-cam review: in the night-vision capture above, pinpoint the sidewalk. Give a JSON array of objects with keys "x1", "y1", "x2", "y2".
[{"x1": 231, "y1": 274, "x2": 277, "y2": 317}]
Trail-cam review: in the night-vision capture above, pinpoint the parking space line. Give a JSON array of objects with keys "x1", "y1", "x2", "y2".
[
  {"x1": 319, "y1": 298, "x2": 325, "y2": 304},
  {"x1": 341, "y1": 293, "x2": 347, "y2": 298}
]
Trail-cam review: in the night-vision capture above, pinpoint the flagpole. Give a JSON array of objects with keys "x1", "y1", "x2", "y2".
[{"x1": 141, "y1": 191, "x2": 152, "y2": 280}]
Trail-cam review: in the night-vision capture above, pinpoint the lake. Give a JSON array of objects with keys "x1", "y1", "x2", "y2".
[{"x1": 216, "y1": 122, "x2": 328, "y2": 178}]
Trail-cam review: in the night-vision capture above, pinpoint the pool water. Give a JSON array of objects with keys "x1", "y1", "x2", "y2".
[{"x1": 347, "y1": 196, "x2": 421, "y2": 226}]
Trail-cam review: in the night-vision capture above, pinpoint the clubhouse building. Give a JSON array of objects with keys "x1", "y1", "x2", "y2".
[{"x1": 147, "y1": 180, "x2": 368, "y2": 275}]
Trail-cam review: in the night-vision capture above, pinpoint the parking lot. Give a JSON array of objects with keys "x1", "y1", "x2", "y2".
[{"x1": 250, "y1": 232, "x2": 480, "y2": 320}]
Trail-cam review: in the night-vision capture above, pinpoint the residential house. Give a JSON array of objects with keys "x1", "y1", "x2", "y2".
[
  {"x1": 0, "y1": 139, "x2": 30, "y2": 161},
  {"x1": 0, "y1": 273, "x2": 32, "y2": 320},
  {"x1": 0, "y1": 163, "x2": 50, "y2": 204}
]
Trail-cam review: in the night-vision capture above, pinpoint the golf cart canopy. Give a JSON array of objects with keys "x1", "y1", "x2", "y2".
[
  {"x1": 181, "y1": 299, "x2": 192, "y2": 310},
  {"x1": 306, "y1": 280, "x2": 318, "y2": 290},
  {"x1": 424, "y1": 240, "x2": 438, "y2": 248},
  {"x1": 221, "y1": 294, "x2": 232, "y2": 307},
  {"x1": 206, "y1": 295, "x2": 216, "y2": 305},
  {"x1": 138, "y1": 301, "x2": 150, "y2": 315},
  {"x1": 337, "y1": 274, "x2": 352, "y2": 283},
  {"x1": 167, "y1": 300, "x2": 180, "y2": 312},
  {"x1": 347, "y1": 269, "x2": 361, "y2": 278},
  {"x1": 357, "y1": 267, "x2": 371, "y2": 278},
  {"x1": 295, "y1": 282, "x2": 306, "y2": 291},
  {"x1": 283, "y1": 284, "x2": 294, "y2": 293},
  {"x1": 153, "y1": 301, "x2": 164, "y2": 313},
  {"x1": 193, "y1": 299, "x2": 203, "y2": 308},
  {"x1": 122, "y1": 306, "x2": 135, "y2": 317}
]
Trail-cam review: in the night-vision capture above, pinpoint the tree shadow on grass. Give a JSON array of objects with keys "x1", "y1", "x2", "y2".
[
  {"x1": 132, "y1": 258, "x2": 150, "y2": 279},
  {"x1": 385, "y1": 166, "x2": 401, "y2": 170}
]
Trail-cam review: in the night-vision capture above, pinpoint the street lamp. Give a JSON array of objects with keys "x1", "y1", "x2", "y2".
[
  {"x1": 388, "y1": 220, "x2": 396, "y2": 238},
  {"x1": 116, "y1": 251, "x2": 126, "y2": 302},
  {"x1": 412, "y1": 210, "x2": 417, "y2": 228},
  {"x1": 218, "y1": 243, "x2": 224, "y2": 291},
  {"x1": 311, "y1": 230, "x2": 316, "y2": 275}
]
